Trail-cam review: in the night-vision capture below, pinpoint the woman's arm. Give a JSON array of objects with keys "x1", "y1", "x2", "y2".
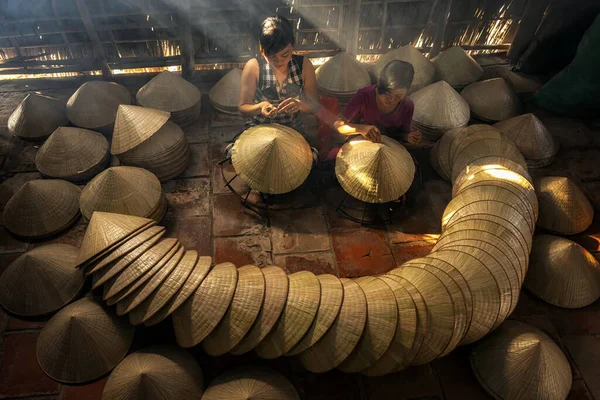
[
  {"x1": 277, "y1": 57, "x2": 321, "y2": 115},
  {"x1": 238, "y1": 58, "x2": 275, "y2": 117},
  {"x1": 334, "y1": 118, "x2": 381, "y2": 142}
]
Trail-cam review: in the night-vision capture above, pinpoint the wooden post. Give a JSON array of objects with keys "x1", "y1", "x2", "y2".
[
  {"x1": 429, "y1": 0, "x2": 452, "y2": 59},
  {"x1": 346, "y1": 0, "x2": 362, "y2": 56},
  {"x1": 178, "y1": 0, "x2": 195, "y2": 81},
  {"x1": 507, "y1": 0, "x2": 550, "y2": 61},
  {"x1": 75, "y1": 0, "x2": 112, "y2": 78}
]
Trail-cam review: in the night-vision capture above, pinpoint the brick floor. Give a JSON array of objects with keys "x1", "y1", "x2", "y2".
[
  {"x1": 270, "y1": 207, "x2": 330, "y2": 255},
  {"x1": 331, "y1": 228, "x2": 396, "y2": 277},
  {"x1": 213, "y1": 193, "x2": 266, "y2": 237},
  {"x1": 213, "y1": 235, "x2": 273, "y2": 267},
  {"x1": 162, "y1": 178, "x2": 211, "y2": 219},
  {"x1": 273, "y1": 251, "x2": 338, "y2": 276},
  {"x1": 59, "y1": 377, "x2": 108, "y2": 400}
]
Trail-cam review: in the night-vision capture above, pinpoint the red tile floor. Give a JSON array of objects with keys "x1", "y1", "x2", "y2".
[{"x1": 1, "y1": 75, "x2": 600, "y2": 399}]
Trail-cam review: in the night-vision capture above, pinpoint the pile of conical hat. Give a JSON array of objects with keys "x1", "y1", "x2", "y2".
[
  {"x1": 209, "y1": 68, "x2": 242, "y2": 115},
  {"x1": 316, "y1": 52, "x2": 371, "y2": 103},
  {"x1": 335, "y1": 136, "x2": 415, "y2": 203},
  {"x1": 431, "y1": 46, "x2": 483, "y2": 88},
  {"x1": 461, "y1": 78, "x2": 523, "y2": 122},
  {"x1": 8, "y1": 94, "x2": 68, "y2": 140},
  {"x1": 136, "y1": 71, "x2": 202, "y2": 127},
  {"x1": 374, "y1": 45, "x2": 435, "y2": 92},
  {"x1": 231, "y1": 124, "x2": 313, "y2": 194},
  {"x1": 2, "y1": 179, "x2": 81, "y2": 239},
  {"x1": 202, "y1": 367, "x2": 299, "y2": 400},
  {"x1": 494, "y1": 113, "x2": 558, "y2": 168},
  {"x1": 35, "y1": 127, "x2": 110, "y2": 182},
  {"x1": 409, "y1": 81, "x2": 470, "y2": 141},
  {"x1": 80, "y1": 166, "x2": 167, "y2": 221},
  {"x1": 66, "y1": 81, "x2": 131, "y2": 134},
  {"x1": 470, "y1": 320, "x2": 572, "y2": 400},
  {"x1": 111, "y1": 105, "x2": 191, "y2": 182}
]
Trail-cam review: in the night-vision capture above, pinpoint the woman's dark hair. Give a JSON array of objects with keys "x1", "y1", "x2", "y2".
[
  {"x1": 376, "y1": 60, "x2": 415, "y2": 94},
  {"x1": 259, "y1": 16, "x2": 295, "y2": 57}
]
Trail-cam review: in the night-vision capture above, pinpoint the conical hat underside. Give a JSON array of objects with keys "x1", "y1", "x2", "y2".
[
  {"x1": 335, "y1": 136, "x2": 415, "y2": 203},
  {"x1": 201, "y1": 366, "x2": 299, "y2": 400},
  {"x1": 80, "y1": 166, "x2": 163, "y2": 220},
  {"x1": 535, "y1": 176, "x2": 594, "y2": 235},
  {"x1": 8, "y1": 94, "x2": 68, "y2": 140},
  {"x1": 102, "y1": 345, "x2": 204, "y2": 400},
  {"x1": 525, "y1": 235, "x2": 600, "y2": 308},
  {"x1": 461, "y1": 78, "x2": 522, "y2": 122},
  {"x1": 316, "y1": 52, "x2": 371, "y2": 93},
  {"x1": 410, "y1": 81, "x2": 470, "y2": 130},
  {"x1": 494, "y1": 113, "x2": 558, "y2": 162},
  {"x1": 432, "y1": 46, "x2": 483, "y2": 87},
  {"x1": 375, "y1": 46, "x2": 435, "y2": 90},
  {"x1": 111, "y1": 105, "x2": 170, "y2": 155},
  {"x1": 470, "y1": 320, "x2": 572, "y2": 400},
  {"x1": 67, "y1": 81, "x2": 131, "y2": 129},
  {"x1": 231, "y1": 124, "x2": 312, "y2": 194},
  {"x1": 136, "y1": 71, "x2": 201, "y2": 112},
  {"x1": 209, "y1": 68, "x2": 242, "y2": 109},
  {"x1": 2, "y1": 179, "x2": 80, "y2": 238},
  {"x1": 0, "y1": 244, "x2": 84, "y2": 316},
  {"x1": 36, "y1": 297, "x2": 134, "y2": 384},
  {"x1": 35, "y1": 127, "x2": 109, "y2": 179}
]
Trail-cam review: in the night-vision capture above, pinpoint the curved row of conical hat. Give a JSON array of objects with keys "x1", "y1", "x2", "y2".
[
  {"x1": 374, "y1": 45, "x2": 435, "y2": 92},
  {"x1": 8, "y1": 94, "x2": 68, "y2": 140},
  {"x1": 210, "y1": 68, "x2": 242, "y2": 114},
  {"x1": 316, "y1": 52, "x2": 371, "y2": 96},
  {"x1": 431, "y1": 46, "x2": 483, "y2": 88},
  {"x1": 461, "y1": 78, "x2": 523, "y2": 122},
  {"x1": 202, "y1": 366, "x2": 299, "y2": 399},
  {"x1": 66, "y1": 81, "x2": 131, "y2": 131}
]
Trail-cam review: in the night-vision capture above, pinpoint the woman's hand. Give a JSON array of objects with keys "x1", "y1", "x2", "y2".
[
  {"x1": 360, "y1": 125, "x2": 381, "y2": 143},
  {"x1": 276, "y1": 97, "x2": 301, "y2": 114},
  {"x1": 407, "y1": 130, "x2": 422, "y2": 144},
  {"x1": 259, "y1": 101, "x2": 277, "y2": 117}
]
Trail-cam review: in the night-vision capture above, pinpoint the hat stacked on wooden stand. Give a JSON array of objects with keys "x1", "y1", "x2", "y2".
[
  {"x1": 374, "y1": 45, "x2": 435, "y2": 92},
  {"x1": 209, "y1": 68, "x2": 242, "y2": 115},
  {"x1": 316, "y1": 52, "x2": 371, "y2": 105},
  {"x1": 8, "y1": 94, "x2": 68, "y2": 140},
  {"x1": 461, "y1": 78, "x2": 523, "y2": 122},
  {"x1": 431, "y1": 46, "x2": 483, "y2": 88}
]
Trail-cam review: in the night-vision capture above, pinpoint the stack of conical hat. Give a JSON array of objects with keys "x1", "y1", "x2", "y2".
[
  {"x1": 112, "y1": 105, "x2": 190, "y2": 181},
  {"x1": 201, "y1": 367, "x2": 299, "y2": 400},
  {"x1": 335, "y1": 136, "x2": 415, "y2": 203},
  {"x1": 209, "y1": 68, "x2": 242, "y2": 114},
  {"x1": 410, "y1": 81, "x2": 470, "y2": 141},
  {"x1": 524, "y1": 235, "x2": 600, "y2": 308},
  {"x1": 461, "y1": 78, "x2": 523, "y2": 122},
  {"x1": 431, "y1": 46, "x2": 483, "y2": 88},
  {"x1": 80, "y1": 166, "x2": 167, "y2": 221},
  {"x1": 494, "y1": 113, "x2": 558, "y2": 168},
  {"x1": 66, "y1": 81, "x2": 131, "y2": 133},
  {"x1": 470, "y1": 320, "x2": 572, "y2": 400},
  {"x1": 35, "y1": 127, "x2": 110, "y2": 182},
  {"x1": 8, "y1": 94, "x2": 68, "y2": 140},
  {"x1": 535, "y1": 176, "x2": 594, "y2": 235},
  {"x1": 231, "y1": 124, "x2": 312, "y2": 194},
  {"x1": 316, "y1": 52, "x2": 371, "y2": 103},
  {"x1": 136, "y1": 71, "x2": 202, "y2": 127},
  {"x1": 2, "y1": 179, "x2": 80, "y2": 239},
  {"x1": 374, "y1": 45, "x2": 435, "y2": 92},
  {"x1": 0, "y1": 244, "x2": 85, "y2": 316}
]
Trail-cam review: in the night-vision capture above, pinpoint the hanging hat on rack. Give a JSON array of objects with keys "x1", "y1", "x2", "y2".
[
  {"x1": 2, "y1": 179, "x2": 80, "y2": 239},
  {"x1": 8, "y1": 94, "x2": 68, "y2": 140},
  {"x1": 316, "y1": 52, "x2": 371, "y2": 102},
  {"x1": 66, "y1": 81, "x2": 131, "y2": 131},
  {"x1": 111, "y1": 105, "x2": 170, "y2": 155},
  {"x1": 231, "y1": 124, "x2": 313, "y2": 194},
  {"x1": 431, "y1": 46, "x2": 483, "y2": 88},
  {"x1": 461, "y1": 78, "x2": 523, "y2": 122},
  {"x1": 209, "y1": 68, "x2": 242, "y2": 114},
  {"x1": 35, "y1": 127, "x2": 110, "y2": 182},
  {"x1": 335, "y1": 136, "x2": 415, "y2": 203},
  {"x1": 374, "y1": 45, "x2": 435, "y2": 92}
]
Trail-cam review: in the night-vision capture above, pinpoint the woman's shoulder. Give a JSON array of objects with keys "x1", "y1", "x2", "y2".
[{"x1": 402, "y1": 96, "x2": 415, "y2": 110}]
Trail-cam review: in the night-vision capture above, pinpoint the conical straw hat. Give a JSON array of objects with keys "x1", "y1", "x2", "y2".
[
  {"x1": 316, "y1": 52, "x2": 371, "y2": 94},
  {"x1": 202, "y1": 265, "x2": 265, "y2": 356},
  {"x1": 102, "y1": 345, "x2": 204, "y2": 400},
  {"x1": 35, "y1": 127, "x2": 109, "y2": 182},
  {"x1": 0, "y1": 244, "x2": 84, "y2": 316},
  {"x1": 470, "y1": 320, "x2": 572, "y2": 400},
  {"x1": 525, "y1": 235, "x2": 600, "y2": 308},
  {"x1": 118, "y1": 121, "x2": 185, "y2": 160},
  {"x1": 230, "y1": 266, "x2": 289, "y2": 355},
  {"x1": 36, "y1": 297, "x2": 134, "y2": 383},
  {"x1": 255, "y1": 270, "x2": 321, "y2": 359},
  {"x1": 80, "y1": 166, "x2": 164, "y2": 220},
  {"x1": 209, "y1": 68, "x2": 242, "y2": 110},
  {"x1": 447, "y1": 125, "x2": 505, "y2": 165},
  {"x1": 111, "y1": 105, "x2": 170, "y2": 155},
  {"x1": 461, "y1": 78, "x2": 523, "y2": 122},
  {"x1": 535, "y1": 176, "x2": 594, "y2": 235},
  {"x1": 335, "y1": 136, "x2": 415, "y2": 203},
  {"x1": 299, "y1": 278, "x2": 367, "y2": 373},
  {"x1": 410, "y1": 81, "x2": 470, "y2": 132},
  {"x1": 337, "y1": 276, "x2": 398, "y2": 373},
  {"x1": 287, "y1": 274, "x2": 344, "y2": 355},
  {"x1": 232, "y1": 124, "x2": 312, "y2": 194},
  {"x1": 202, "y1": 366, "x2": 299, "y2": 400},
  {"x1": 76, "y1": 212, "x2": 155, "y2": 267},
  {"x1": 430, "y1": 126, "x2": 470, "y2": 181},
  {"x1": 8, "y1": 94, "x2": 68, "y2": 140},
  {"x1": 66, "y1": 81, "x2": 131, "y2": 129},
  {"x1": 2, "y1": 179, "x2": 80, "y2": 239},
  {"x1": 453, "y1": 157, "x2": 533, "y2": 193},
  {"x1": 494, "y1": 113, "x2": 558, "y2": 167},
  {"x1": 374, "y1": 45, "x2": 435, "y2": 91},
  {"x1": 173, "y1": 262, "x2": 238, "y2": 348},
  {"x1": 136, "y1": 71, "x2": 201, "y2": 112},
  {"x1": 431, "y1": 46, "x2": 483, "y2": 87}
]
